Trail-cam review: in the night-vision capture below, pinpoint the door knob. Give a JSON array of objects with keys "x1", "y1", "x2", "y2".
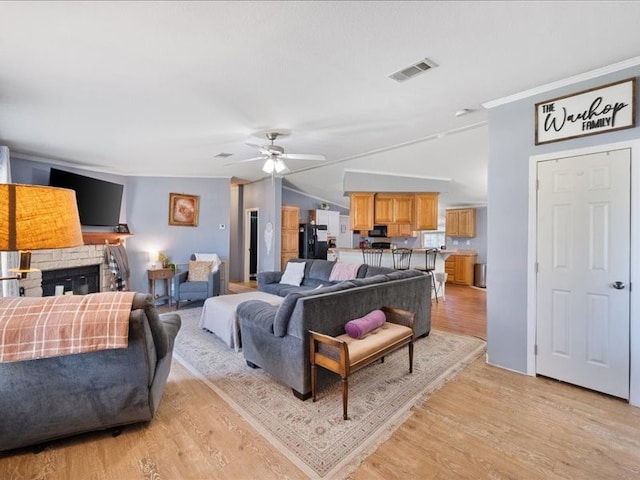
[{"x1": 612, "y1": 281, "x2": 625, "y2": 290}]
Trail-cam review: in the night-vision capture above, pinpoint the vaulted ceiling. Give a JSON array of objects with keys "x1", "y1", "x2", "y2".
[{"x1": 2, "y1": 1, "x2": 640, "y2": 208}]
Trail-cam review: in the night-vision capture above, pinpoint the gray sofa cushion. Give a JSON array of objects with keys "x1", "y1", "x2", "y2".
[
  {"x1": 363, "y1": 265, "x2": 394, "y2": 277},
  {"x1": 178, "y1": 280, "x2": 209, "y2": 293},
  {"x1": 261, "y1": 283, "x2": 315, "y2": 297},
  {"x1": 272, "y1": 281, "x2": 360, "y2": 337},
  {"x1": 385, "y1": 269, "x2": 424, "y2": 281},
  {"x1": 272, "y1": 293, "x2": 304, "y2": 336},
  {"x1": 236, "y1": 300, "x2": 279, "y2": 334},
  {"x1": 304, "y1": 260, "x2": 336, "y2": 284},
  {"x1": 349, "y1": 274, "x2": 390, "y2": 287},
  {"x1": 257, "y1": 270, "x2": 283, "y2": 288}
]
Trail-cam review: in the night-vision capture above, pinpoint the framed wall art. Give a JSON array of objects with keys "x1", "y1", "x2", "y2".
[{"x1": 168, "y1": 193, "x2": 199, "y2": 227}]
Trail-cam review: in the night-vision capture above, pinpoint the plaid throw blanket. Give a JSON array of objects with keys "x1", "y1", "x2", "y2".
[{"x1": 0, "y1": 292, "x2": 136, "y2": 362}]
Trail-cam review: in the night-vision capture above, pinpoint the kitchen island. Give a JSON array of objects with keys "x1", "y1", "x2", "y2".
[{"x1": 327, "y1": 248, "x2": 466, "y2": 300}]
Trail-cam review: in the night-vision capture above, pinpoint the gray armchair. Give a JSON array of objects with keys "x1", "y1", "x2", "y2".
[
  {"x1": 0, "y1": 292, "x2": 181, "y2": 452},
  {"x1": 173, "y1": 253, "x2": 222, "y2": 309}
]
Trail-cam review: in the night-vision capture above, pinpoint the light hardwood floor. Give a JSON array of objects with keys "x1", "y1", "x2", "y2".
[{"x1": 2, "y1": 284, "x2": 639, "y2": 479}]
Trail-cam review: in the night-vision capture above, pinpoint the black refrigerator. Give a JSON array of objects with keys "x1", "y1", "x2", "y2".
[{"x1": 299, "y1": 224, "x2": 328, "y2": 260}]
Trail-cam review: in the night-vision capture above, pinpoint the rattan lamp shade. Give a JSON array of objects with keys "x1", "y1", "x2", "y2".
[{"x1": 0, "y1": 184, "x2": 84, "y2": 253}]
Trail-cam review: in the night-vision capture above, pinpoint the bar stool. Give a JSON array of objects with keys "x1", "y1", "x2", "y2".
[
  {"x1": 392, "y1": 248, "x2": 412, "y2": 270},
  {"x1": 434, "y1": 272, "x2": 448, "y2": 301},
  {"x1": 361, "y1": 248, "x2": 383, "y2": 267},
  {"x1": 416, "y1": 248, "x2": 438, "y2": 303}
]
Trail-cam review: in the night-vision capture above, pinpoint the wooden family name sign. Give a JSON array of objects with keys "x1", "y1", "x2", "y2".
[{"x1": 535, "y1": 77, "x2": 636, "y2": 145}]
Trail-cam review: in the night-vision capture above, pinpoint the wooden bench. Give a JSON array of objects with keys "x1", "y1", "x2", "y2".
[{"x1": 309, "y1": 306, "x2": 415, "y2": 420}]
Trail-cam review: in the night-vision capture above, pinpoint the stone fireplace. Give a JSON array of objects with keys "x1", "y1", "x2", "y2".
[{"x1": 18, "y1": 244, "x2": 115, "y2": 297}]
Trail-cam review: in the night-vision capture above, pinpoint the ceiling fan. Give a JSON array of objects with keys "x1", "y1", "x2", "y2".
[{"x1": 228, "y1": 132, "x2": 326, "y2": 174}]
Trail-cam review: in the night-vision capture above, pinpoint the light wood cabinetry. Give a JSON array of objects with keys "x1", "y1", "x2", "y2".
[
  {"x1": 413, "y1": 193, "x2": 438, "y2": 230},
  {"x1": 387, "y1": 223, "x2": 413, "y2": 237},
  {"x1": 282, "y1": 205, "x2": 299, "y2": 229},
  {"x1": 350, "y1": 192, "x2": 440, "y2": 233},
  {"x1": 445, "y1": 208, "x2": 476, "y2": 238},
  {"x1": 444, "y1": 257, "x2": 456, "y2": 283},
  {"x1": 393, "y1": 195, "x2": 413, "y2": 224},
  {"x1": 444, "y1": 253, "x2": 478, "y2": 286},
  {"x1": 373, "y1": 195, "x2": 394, "y2": 224},
  {"x1": 281, "y1": 205, "x2": 300, "y2": 270},
  {"x1": 374, "y1": 194, "x2": 413, "y2": 224},
  {"x1": 350, "y1": 193, "x2": 375, "y2": 230}
]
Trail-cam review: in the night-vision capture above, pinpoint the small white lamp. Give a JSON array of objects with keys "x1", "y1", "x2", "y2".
[{"x1": 149, "y1": 251, "x2": 159, "y2": 269}]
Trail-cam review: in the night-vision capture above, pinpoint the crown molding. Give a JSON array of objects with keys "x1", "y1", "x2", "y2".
[
  {"x1": 483, "y1": 56, "x2": 640, "y2": 109},
  {"x1": 342, "y1": 168, "x2": 451, "y2": 182}
]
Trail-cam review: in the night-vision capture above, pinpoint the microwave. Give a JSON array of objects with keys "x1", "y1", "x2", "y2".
[{"x1": 367, "y1": 225, "x2": 388, "y2": 237}]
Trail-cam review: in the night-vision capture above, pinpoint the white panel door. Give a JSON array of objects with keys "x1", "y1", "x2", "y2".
[{"x1": 536, "y1": 149, "x2": 630, "y2": 399}]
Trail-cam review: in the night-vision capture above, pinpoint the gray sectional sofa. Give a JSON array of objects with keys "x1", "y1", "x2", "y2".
[
  {"x1": 237, "y1": 258, "x2": 430, "y2": 399},
  {"x1": 0, "y1": 293, "x2": 181, "y2": 452},
  {"x1": 257, "y1": 258, "x2": 393, "y2": 296}
]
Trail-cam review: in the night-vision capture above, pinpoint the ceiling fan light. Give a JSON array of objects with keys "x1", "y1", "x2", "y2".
[
  {"x1": 275, "y1": 159, "x2": 286, "y2": 173},
  {"x1": 262, "y1": 158, "x2": 275, "y2": 173}
]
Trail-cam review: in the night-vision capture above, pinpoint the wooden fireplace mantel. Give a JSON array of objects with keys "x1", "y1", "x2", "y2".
[{"x1": 82, "y1": 232, "x2": 133, "y2": 245}]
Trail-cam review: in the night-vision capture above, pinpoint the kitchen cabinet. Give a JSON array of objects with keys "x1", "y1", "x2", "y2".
[
  {"x1": 445, "y1": 208, "x2": 476, "y2": 238},
  {"x1": 413, "y1": 193, "x2": 438, "y2": 230},
  {"x1": 281, "y1": 205, "x2": 300, "y2": 270},
  {"x1": 373, "y1": 195, "x2": 394, "y2": 224},
  {"x1": 374, "y1": 194, "x2": 413, "y2": 224},
  {"x1": 310, "y1": 209, "x2": 340, "y2": 238},
  {"x1": 350, "y1": 193, "x2": 375, "y2": 230},
  {"x1": 387, "y1": 223, "x2": 413, "y2": 237},
  {"x1": 351, "y1": 192, "x2": 440, "y2": 232},
  {"x1": 282, "y1": 205, "x2": 299, "y2": 230},
  {"x1": 394, "y1": 195, "x2": 413, "y2": 224},
  {"x1": 444, "y1": 257, "x2": 456, "y2": 283},
  {"x1": 444, "y1": 253, "x2": 477, "y2": 286}
]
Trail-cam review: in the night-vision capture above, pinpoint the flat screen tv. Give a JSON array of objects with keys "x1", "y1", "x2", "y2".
[{"x1": 48, "y1": 168, "x2": 124, "y2": 227}]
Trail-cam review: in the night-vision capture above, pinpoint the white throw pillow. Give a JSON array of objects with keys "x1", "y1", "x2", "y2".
[
  {"x1": 280, "y1": 262, "x2": 306, "y2": 286},
  {"x1": 194, "y1": 253, "x2": 221, "y2": 272}
]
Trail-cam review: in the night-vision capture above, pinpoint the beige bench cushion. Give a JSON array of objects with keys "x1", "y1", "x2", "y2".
[{"x1": 335, "y1": 322, "x2": 412, "y2": 365}]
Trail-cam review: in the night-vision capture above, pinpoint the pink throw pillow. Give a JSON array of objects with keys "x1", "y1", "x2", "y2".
[{"x1": 344, "y1": 310, "x2": 386, "y2": 339}]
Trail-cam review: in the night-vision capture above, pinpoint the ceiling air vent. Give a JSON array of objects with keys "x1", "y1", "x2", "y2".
[{"x1": 388, "y1": 58, "x2": 438, "y2": 82}]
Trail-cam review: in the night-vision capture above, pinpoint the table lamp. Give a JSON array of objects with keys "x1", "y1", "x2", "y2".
[{"x1": 0, "y1": 183, "x2": 84, "y2": 281}]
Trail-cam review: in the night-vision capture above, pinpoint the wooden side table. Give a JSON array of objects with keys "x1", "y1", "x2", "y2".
[{"x1": 148, "y1": 268, "x2": 173, "y2": 306}]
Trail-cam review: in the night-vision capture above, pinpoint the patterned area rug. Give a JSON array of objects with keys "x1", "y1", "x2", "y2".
[{"x1": 172, "y1": 306, "x2": 486, "y2": 479}]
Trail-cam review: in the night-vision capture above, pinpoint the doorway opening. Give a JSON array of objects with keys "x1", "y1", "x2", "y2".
[{"x1": 244, "y1": 209, "x2": 258, "y2": 282}]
